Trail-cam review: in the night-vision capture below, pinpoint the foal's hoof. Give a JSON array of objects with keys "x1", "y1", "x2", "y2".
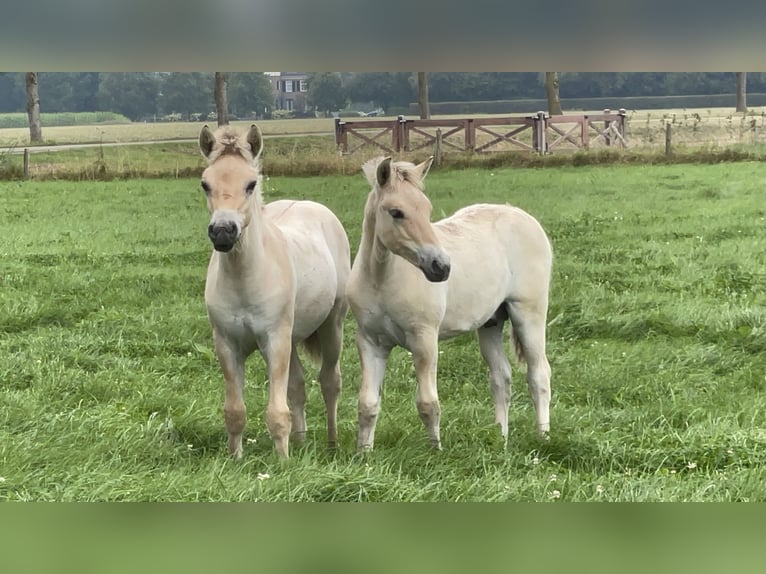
[{"x1": 291, "y1": 431, "x2": 307, "y2": 445}]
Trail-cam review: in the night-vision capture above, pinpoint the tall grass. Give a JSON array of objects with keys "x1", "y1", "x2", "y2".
[{"x1": 1, "y1": 162, "x2": 764, "y2": 501}]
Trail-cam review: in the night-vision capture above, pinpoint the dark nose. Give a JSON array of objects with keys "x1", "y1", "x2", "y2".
[
  {"x1": 432, "y1": 259, "x2": 451, "y2": 281},
  {"x1": 421, "y1": 257, "x2": 450, "y2": 282},
  {"x1": 208, "y1": 222, "x2": 238, "y2": 251}
]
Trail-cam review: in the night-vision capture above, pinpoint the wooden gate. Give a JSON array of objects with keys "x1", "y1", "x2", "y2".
[{"x1": 334, "y1": 109, "x2": 627, "y2": 155}]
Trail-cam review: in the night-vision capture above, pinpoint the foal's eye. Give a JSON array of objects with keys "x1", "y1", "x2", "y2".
[
  {"x1": 389, "y1": 208, "x2": 405, "y2": 220},
  {"x1": 245, "y1": 181, "x2": 258, "y2": 195},
  {"x1": 200, "y1": 180, "x2": 211, "y2": 194}
]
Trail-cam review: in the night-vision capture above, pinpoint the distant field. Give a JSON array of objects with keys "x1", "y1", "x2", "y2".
[
  {"x1": 2, "y1": 106, "x2": 766, "y2": 149},
  {"x1": 1, "y1": 162, "x2": 764, "y2": 501}
]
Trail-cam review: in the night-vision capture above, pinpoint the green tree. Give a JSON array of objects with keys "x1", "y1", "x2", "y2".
[
  {"x1": 38, "y1": 73, "x2": 100, "y2": 112},
  {"x1": 307, "y1": 72, "x2": 346, "y2": 116},
  {"x1": 159, "y1": 72, "x2": 213, "y2": 119},
  {"x1": 346, "y1": 72, "x2": 413, "y2": 111},
  {"x1": 98, "y1": 73, "x2": 160, "y2": 120},
  {"x1": 0, "y1": 72, "x2": 24, "y2": 112},
  {"x1": 228, "y1": 72, "x2": 275, "y2": 119}
]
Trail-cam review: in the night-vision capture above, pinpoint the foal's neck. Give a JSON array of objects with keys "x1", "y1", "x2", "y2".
[{"x1": 218, "y1": 203, "x2": 270, "y2": 275}]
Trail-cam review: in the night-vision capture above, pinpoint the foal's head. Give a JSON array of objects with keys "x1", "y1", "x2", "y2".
[
  {"x1": 363, "y1": 156, "x2": 450, "y2": 282},
  {"x1": 198, "y1": 124, "x2": 264, "y2": 252}
]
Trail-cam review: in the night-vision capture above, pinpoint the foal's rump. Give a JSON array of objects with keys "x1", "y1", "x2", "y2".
[{"x1": 435, "y1": 203, "x2": 552, "y2": 338}]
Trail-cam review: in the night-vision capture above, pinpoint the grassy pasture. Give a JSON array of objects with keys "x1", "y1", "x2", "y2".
[{"x1": 0, "y1": 161, "x2": 764, "y2": 501}]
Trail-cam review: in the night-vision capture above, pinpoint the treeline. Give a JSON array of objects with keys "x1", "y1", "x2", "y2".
[
  {"x1": 0, "y1": 72, "x2": 275, "y2": 121},
  {"x1": 1, "y1": 72, "x2": 762, "y2": 120}
]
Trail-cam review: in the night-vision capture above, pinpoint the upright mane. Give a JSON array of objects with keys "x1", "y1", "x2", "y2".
[
  {"x1": 205, "y1": 126, "x2": 260, "y2": 166},
  {"x1": 362, "y1": 157, "x2": 426, "y2": 192}
]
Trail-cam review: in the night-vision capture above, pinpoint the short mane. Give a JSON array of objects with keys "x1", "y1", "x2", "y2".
[
  {"x1": 362, "y1": 157, "x2": 426, "y2": 191},
  {"x1": 206, "y1": 126, "x2": 259, "y2": 166}
]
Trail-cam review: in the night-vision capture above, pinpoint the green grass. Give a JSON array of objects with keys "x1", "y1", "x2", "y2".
[{"x1": 1, "y1": 161, "x2": 764, "y2": 501}]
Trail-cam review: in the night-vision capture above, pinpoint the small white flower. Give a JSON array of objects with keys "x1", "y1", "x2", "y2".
[
  {"x1": 246, "y1": 438, "x2": 257, "y2": 444},
  {"x1": 727, "y1": 449, "x2": 734, "y2": 456},
  {"x1": 531, "y1": 457, "x2": 540, "y2": 465},
  {"x1": 687, "y1": 461, "x2": 697, "y2": 470},
  {"x1": 549, "y1": 490, "x2": 561, "y2": 499},
  {"x1": 670, "y1": 469, "x2": 676, "y2": 475},
  {"x1": 549, "y1": 474, "x2": 557, "y2": 482},
  {"x1": 186, "y1": 444, "x2": 193, "y2": 450},
  {"x1": 596, "y1": 484, "x2": 604, "y2": 494},
  {"x1": 257, "y1": 473, "x2": 270, "y2": 481},
  {"x1": 187, "y1": 352, "x2": 192, "y2": 357}
]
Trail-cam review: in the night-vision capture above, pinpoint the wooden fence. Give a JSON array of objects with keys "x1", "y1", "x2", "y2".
[{"x1": 334, "y1": 109, "x2": 627, "y2": 155}]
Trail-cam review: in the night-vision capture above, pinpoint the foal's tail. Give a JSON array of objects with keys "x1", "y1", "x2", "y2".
[
  {"x1": 300, "y1": 331, "x2": 322, "y2": 365},
  {"x1": 511, "y1": 326, "x2": 526, "y2": 365}
]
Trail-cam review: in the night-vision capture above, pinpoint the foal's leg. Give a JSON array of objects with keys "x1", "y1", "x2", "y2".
[
  {"x1": 316, "y1": 299, "x2": 348, "y2": 447},
  {"x1": 508, "y1": 301, "x2": 552, "y2": 434},
  {"x1": 287, "y1": 344, "x2": 307, "y2": 445},
  {"x1": 214, "y1": 331, "x2": 247, "y2": 459},
  {"x1": 477, "y1": 322, "x2": 513, "y2": 446},
  {"x1": 261, "y1": 323, "x2": 294, "y2": 458},
  {"x1": 356, "y1": 332, "x2": 391, "y2": 451},
  {"x1": 411, "y1": 330, "x2": 442, "y2": 450}
]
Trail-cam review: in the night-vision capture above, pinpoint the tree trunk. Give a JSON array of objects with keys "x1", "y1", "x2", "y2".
[
  {"x1": 544, "y1": 72, "x2": 563, "y2": 116},
  {"x1": 25, "y1": 72, "x2": 42, "y2": 143},
  {"x1": 214, "y1": 72, "x2": 229, "y2": 126},
  {"x1": 417, "y1": 72, "x2": 430, "y2": 119},
  {"x1": 736, "y1": 72, "x2": 747, "y2": 113}
]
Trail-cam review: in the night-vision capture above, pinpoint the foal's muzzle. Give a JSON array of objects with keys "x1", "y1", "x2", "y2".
[
  {"x1": 418, "y1": 248, "x2": 451, "y2": 282},
  {"x1": 208, "y1": 221, "x2": 239, "y2": 252}
]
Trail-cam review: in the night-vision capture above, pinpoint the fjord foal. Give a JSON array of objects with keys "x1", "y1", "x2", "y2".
[
  {"x1": 199, "y1": 125, "x2": 350, "y2": 459},
  {"x1": 348, "y1": 156, "x2": 553, "y2": 451}
]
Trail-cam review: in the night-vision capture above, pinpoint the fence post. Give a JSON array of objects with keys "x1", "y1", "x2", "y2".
[
  {"x1": 23, "y1": 148, "x2": 29, "y2": 178},
  {"x1": 603, "y1": 108, "x2": 611, "y2": 146},
  {"x1": 401, "y1": 116, "x2": 410, "y2": 152},
  {"x1": 582, "y1": 115, "x2": 589, "y2": 150},
  {"x1": 665, "y1": 122, "x2": 672, "y2": 156},
  {"x1": 434, "y1": 128, "x2": 443, "y2": 166},
  {"x1": 618, "y1": 108, "x2": 627, "y2": 145},
  {"x1": 465, "y1": 118, "x2": 475, "y2": 151},
  {"x1": 535, "y1": 111, "x2": 547, "y2": 154}
]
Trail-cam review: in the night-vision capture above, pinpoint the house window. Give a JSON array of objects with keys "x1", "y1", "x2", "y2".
[
  {"x1": 299, "y1": 80, "x2": 308, "y2": 92},
  {"x1": 285, "y1": 80, "x2": 293, "y2": 93},
  {"x1": 286, "y1": 99, "x2": 293, "y2": 111}
]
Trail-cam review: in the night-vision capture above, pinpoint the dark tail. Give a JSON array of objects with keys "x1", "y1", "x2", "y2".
[{"x1": 511, "y1": 325, "x2": 526, "y2": 364}]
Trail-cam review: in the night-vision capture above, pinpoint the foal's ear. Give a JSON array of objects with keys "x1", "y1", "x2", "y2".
[
  {"x1": 376, "y1": 156, "x2": 392, "y2": 187},
  {"x1": 416, "y1": 156, "x2": 434, "y2": 180},
  {"x1": 246, "y1": 124, "x2": 264, "y2": 159},
  {"x1": 199, "y1": 125, "x2": 216, "y2": 159}
]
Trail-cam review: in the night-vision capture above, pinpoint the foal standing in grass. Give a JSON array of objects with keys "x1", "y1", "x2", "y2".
[
  {"x1": 347, "y1": 156, "x2": 553, "y2": 451},
  {"x1": 199, "y1": 125, "x2": 350, "y2": 459}
]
